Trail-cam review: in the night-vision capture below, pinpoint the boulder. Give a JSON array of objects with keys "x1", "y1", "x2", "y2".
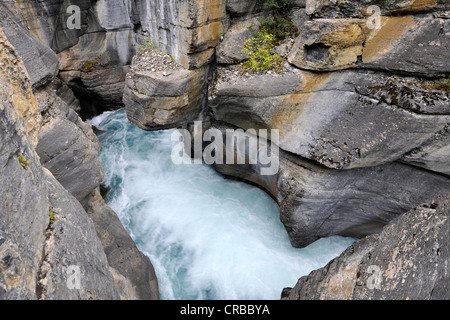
[
  {"x1": 124, "y1": 64, "x2": 210, "y2": 131},
  {"x1": 282, "y1": 191, "x2": 450, "y2": 300}
]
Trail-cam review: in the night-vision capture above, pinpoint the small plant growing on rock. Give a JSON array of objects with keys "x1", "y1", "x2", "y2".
[
  {"x1": 430, "y1": 76, "x2": 450, "y2": 92},
  {"x1": 49, "y1": 211, "x2": 55, "y2": 224},
  {"x1": 241, "y1": 28, "x2": 283, "y2": 71},
  {"x1": 18, "y1": 154, "x2": 30, "y2": 168},
  {"x1": 81, "y1": 55, "x2": 102, "y2": 72},
  {"x1": 137, "y1": 34, "x2": 157, "y2": 51},
  {"x1": 259, "y1": 0, "x2": 295, "y2": 41}
]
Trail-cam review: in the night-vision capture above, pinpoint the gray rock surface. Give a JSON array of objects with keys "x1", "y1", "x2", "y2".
[
  {"x1": 290, "y1": 2, "x2": 450, "y2": 77},
  {"x1": 0, "y1": 23, "x2": 160, "y2": 300},
  {"x1": 0, "y1": 28, "x2": 119, "y2": 299},
  {"x1": 0, "y1": 2, "x2": 59, "y2": 88},
  {"x1": 278, "y1": 152, "x2": 450, "y2": 247},
  {"x1": 282, "y1": 191, "x2": 450, "y2": 300},
  {"x1": 305, "y1": 0, "x2": 449, "y2": 18},
  {"x1": 185, "y1": 123, "x2": 450, "y2": 248},
  {"x1": 210, "y1": 69, "x2": 450, "y2": 173},
  {"x1": 124, "y1": 61, "x2": 210, "y2": 131},
  {"x1": 87, "y1": 189, "x2": 160, "y2": 300}
]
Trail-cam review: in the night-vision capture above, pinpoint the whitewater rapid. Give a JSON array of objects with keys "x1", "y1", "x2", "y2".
[{"x1": 91, "y1": 109, "x2": 354, "y2": 300}]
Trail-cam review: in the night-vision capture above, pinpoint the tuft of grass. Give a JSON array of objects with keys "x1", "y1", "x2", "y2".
[
  {"x1": 18, "y1": 154, "x2": 30, "y2": 168},
  {"x1": 137, "y1": 34, "x2": 157, "y2": 51}
]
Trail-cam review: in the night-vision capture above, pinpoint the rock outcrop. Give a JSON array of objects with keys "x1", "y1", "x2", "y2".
[
  {"x1": 0, "y1": 9, "x2": 159, "y2": 299},
  {"x1": 0, "y1": 27, "x2": 119, "y2": 299},
  {"x1": 210, "y1": 68, "x2": 450, "y2": 172},
  {"x1": 124, "y1": 49, "x2": 210, "y2": 130},
  {"x1": 282, "y1": 191, "x2": 450, "y2": 300}
]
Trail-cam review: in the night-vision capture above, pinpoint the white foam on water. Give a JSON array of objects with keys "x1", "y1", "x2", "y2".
[{"x1": 93, "y1": 109, "x2": 354, "y2": 300}]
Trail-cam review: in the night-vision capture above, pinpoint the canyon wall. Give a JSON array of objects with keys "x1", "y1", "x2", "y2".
[{"x1": 0, "y1": 2, "x2": 159, "y2": 300}]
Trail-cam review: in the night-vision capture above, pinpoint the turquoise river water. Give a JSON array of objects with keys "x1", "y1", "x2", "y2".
[{"x1": 90, "y1": 109, "x2": 354, "y2": 300}]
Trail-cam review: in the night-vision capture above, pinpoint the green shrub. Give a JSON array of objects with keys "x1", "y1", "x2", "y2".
[
  {"x1": 241, "y1": 28, "x2": 283, "y2": 71},
  {"x1": 259, "y1": 0, "x2": 294, "y2": 41}
]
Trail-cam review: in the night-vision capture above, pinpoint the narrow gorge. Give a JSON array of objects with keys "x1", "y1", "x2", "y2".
[{"x1": 0, "y1": 0, "x2": 449, "y2": 300}]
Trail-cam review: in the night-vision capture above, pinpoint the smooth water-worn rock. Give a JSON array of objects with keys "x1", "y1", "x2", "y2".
[
  {"x1": 36, "y1": 111, "x2": 104, "y2": 208},
  {"x1": 0, "y1": 3, "x2": 59, "y2": 88},
  {"x1": 282, "y1": 191, "x2": 450, "y2": 300},
  {"x1": 278, "y1": 153, "x2": 450, "y2": 247}
]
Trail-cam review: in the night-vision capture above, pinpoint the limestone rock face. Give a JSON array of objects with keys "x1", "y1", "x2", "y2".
[
  {"x1": 195, "y1": 125, "x2": 450, "y2": 248},
  {"x1": 0, "y1": 27, "x2": 119, "y2": 300},
  {"x1": 0, "y1": 3, "x2": 59, "y2": 89},
  {"x1": 278, "y1": 154, "x2": 450, "y2": 247},
  {"x1": 291, "y1": 2, "x2": 450, "y2": 76},
  {"x1": 361, "y1": 15, "x2": 450, "y2": 77},
  {"x1": 0, "y1": 24, "x2": 160, "y2": 300},
  {"x1": 210, "y1": 69, "x2": 450, "y2": 172},
  {"x1": 0, "y1": 0, "x2": 135, "y2": 113},
  {"x1": 35, "y1": 87, "x2": 104, "y2": 208},
  {"x1": 133, "y1": 0, "x2": 226, "y2": 69},
  {"x1": 282, "y1": 192, "x2": 450, "y2": 300},
  {"x1": 216, "y1": 14, "x2": 262, "y2": 65},
  {"x1": 288, "y1": 19, "x2": 369, "y2": 71},
  {"x1": 305, "y1": 0, "x2": 448, "y2": 18}
]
